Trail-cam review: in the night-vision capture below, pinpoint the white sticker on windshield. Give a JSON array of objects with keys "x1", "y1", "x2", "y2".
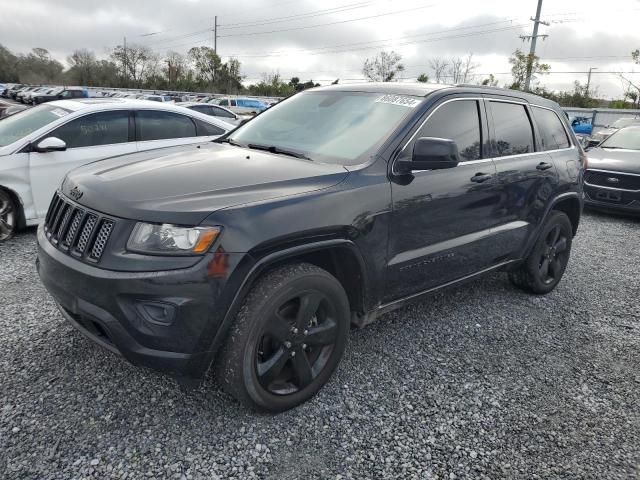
[
  {"x1": 50, "y1": 108, "x2": 69, "y2": 118},
  {"x1": 375, "y1": 94, "x2": 421, "y2": 108}
]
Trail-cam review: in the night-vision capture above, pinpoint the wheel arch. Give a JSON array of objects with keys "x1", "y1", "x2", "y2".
[
  {"x1": 0, "y1": 185, "x2": 26, "y2": 229},
  {"x1": 550, "y1": 193, "x2": 582, "y2": 237}
]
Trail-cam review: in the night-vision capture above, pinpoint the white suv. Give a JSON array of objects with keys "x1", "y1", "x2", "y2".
[{"x1": 0, "y1": 98, "x2": 234, "y2": 239}]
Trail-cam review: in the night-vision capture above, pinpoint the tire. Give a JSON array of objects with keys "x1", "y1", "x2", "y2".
[
  {"x1": 216, "y1": 262, "x2": 350, "y2": 412},
  {"x1": 508, "y1": 210, "x2": 573, "y2": 294},
  {"x1": 0, "y1": 189, "x2": 18, "y2": 241}
]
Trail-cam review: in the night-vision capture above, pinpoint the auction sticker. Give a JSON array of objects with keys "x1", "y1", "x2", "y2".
[
  {"x1": 375, "y1": 94, "x2": 421, "y2": 108},
  {"x1": 50, "y1": 108, "x2": 70, "y2": 118}
]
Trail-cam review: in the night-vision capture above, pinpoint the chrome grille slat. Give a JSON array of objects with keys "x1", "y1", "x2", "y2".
[
  {"x1": 89, "y1": 220, "x2": 114, "y2": 260},
  {"x1": 63, "y1": 209, "x2": 84, "y2": 247},
  {"x1": 43, "y1": 192, "x2": 115, "y2": 262}
]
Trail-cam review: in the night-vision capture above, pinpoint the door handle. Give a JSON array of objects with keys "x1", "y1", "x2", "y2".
[
  {"x1": 470, "y1": 173, "x2": 492, "y2": 183},
  {"x1": 536, "y1": 162, "x2": 553, "y2": 171}
]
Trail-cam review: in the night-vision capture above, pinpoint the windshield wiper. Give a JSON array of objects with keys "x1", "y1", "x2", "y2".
[
  {"x1": 247, "y1": 143, "x2": 312, "y2": 161},
  {"x1": 218, "y1": 137, "x2": 243, "y2": 147}
]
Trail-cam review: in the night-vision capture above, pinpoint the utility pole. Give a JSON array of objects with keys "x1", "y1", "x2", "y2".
[
  {"x1": 520, "y1": 0, "x2": 549, "y2": 91},
  {"x1": 123, "y1": 36, "x2": 128, "y2": 86},
  {"x1": 214, "y1": 16, "x2": 218, "y2": 55},
  {"x1": 586, "y1": 67, "x2": 598, "y2": 96}
]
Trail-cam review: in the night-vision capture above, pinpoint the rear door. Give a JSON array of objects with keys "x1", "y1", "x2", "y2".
[
  {"x1": 29, "y1": 110, "x2": 135, "y2": 218},
  {"x1": 485, "y1": 98, "x2": 559, "y2": 258},
  {"x1": 135, "y1": 110, "x2": 227, "y2": 152}
]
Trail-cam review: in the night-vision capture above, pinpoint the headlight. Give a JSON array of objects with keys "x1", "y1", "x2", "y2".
[{"x1": 127, "y1": 223, "x2": 221, "y2": 255}]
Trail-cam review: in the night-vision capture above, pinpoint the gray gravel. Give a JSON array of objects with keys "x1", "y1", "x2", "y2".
[{"x1": 1, "y1": 211, "x2": 639, "y2": 479}]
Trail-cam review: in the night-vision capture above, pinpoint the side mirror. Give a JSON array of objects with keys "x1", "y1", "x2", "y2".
[
  {"x1": 395, "y1": 137, "x2": 460, "y2": 174},
  {"x1": 34, "y1": 137, "x2": 67, "y2": 153}
]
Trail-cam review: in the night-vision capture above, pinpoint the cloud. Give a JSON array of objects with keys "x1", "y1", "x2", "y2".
[{"x1": 1, "y1": 0, "x2": 639, "y2": 97}]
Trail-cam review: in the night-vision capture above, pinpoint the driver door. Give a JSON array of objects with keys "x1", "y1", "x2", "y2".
[{"x1": 29, "y1": 110, "x2": 135, "y2": 218}]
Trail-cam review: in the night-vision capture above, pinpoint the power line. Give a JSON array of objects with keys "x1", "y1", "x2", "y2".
[
  {"x1": 217, "y1": 4, "x2": 441, "y2": 38},
  {"x1": 218, "y1": 2, "x2": 374, "y2": 28}
]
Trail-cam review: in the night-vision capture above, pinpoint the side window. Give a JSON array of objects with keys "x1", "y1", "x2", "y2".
[
  {"x1": 211, "y1": 106, "x2": 235, "y2": 119},
  {"x1": 531, "y1": 106, "x2": 570, "y2": 151},
  {"x1": 49, "y1": 111, "x2": 129, "y2": 149},
  {"x1": 136, "y1": 111, "x2": 196, "y2": 141},
  {"x1": 230, "y1": 99, "x2": 236, "y2": 107},
  {"x1": 60, "y1": 90, "x2": 73, "y2": 99},
  {"x1": 72, "y1": 91, "x2": 84, "y2": 98},
  {"x1": 409, "y1": 100, "x2": 482, "y2": 161},
  {"x1": 194, "y1": 118, "x2": 225, "y2": 136},
  {"x1": 490, "y1": 102, "x2": 534, "y2": 156},
  {"x1": 219, "y1": 99, "x2": 228, "y2": 106}
]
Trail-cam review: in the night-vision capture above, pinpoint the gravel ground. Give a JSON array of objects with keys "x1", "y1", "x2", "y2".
[{"x1": 1, "y1": 211, "x2": 639, "y2": 479}]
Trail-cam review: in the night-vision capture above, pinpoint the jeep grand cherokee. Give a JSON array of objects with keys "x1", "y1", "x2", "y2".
[{"x1": 37, "y1": 83, "x2": 584, "y2": 412}]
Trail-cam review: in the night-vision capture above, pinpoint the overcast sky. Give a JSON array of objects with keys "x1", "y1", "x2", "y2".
[{"x1": 2, "y1": 0, "x2": 640, "y2": 97}]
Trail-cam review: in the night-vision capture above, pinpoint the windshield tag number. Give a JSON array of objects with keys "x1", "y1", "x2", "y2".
[{"x1": 375, "y1": 94, "x2": 421, "y2": 108}]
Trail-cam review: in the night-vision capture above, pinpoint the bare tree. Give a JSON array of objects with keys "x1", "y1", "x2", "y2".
[
  {"x1": 362, "y1": 51, "x2": 405, "y2": 82},
  {"x1": 429, "y1": 57, "x2": 449, "y2": 83},
  {"x1": 448, "y1": 53, "x2": 477, "y2": 84},
  {"x1": 164, "y1": 51, "x2": 187, "y2": 87}
]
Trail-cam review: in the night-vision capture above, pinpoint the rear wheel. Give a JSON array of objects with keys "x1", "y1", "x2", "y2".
[
  {"x1": 216, "y1": 262, "x2": 350, "y2": 412},
  {"x1": 509, "y1": 211, "x2": 573, "y2": 294},
  {"x1": 0, "y1": 190, "x2": 18, "y2": 241}
]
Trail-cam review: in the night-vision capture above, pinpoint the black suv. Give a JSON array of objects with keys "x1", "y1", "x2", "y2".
[{"x1": 37, "y1": 84, "x2": 584, "y2": 411}]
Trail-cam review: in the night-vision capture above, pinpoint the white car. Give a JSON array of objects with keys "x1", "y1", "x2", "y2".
[
  {"x1": 214, "y1": 97, "x2": 269, "y2": 115},
  {"x1": 0, "y1": 98, "x2": 234, "y2": 240},
  {"x1": 141, "y1": 94, "x2": 174, "y2": 103}
]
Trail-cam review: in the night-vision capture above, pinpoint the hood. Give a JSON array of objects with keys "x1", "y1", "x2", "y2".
[
  {"x1": 593, "y1": 127, "x2": 616, "y2": 138},
  {"x1": 586, "y1": 147, "x2": 640, "y2": 175},
  {"x1": 63, "y1": 142, "x2": 349, "y2": 225}
]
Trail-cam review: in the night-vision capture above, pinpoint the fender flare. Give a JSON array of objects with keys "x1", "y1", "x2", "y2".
[
  {"x1": 522, "y1": 191, "x2": 582, "y2": 259},
  {"x1": 194, "y1": 238, "x2": 369, "y2": 379}
]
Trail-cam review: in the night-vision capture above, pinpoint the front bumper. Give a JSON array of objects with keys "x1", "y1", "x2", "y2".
[
  {"x1": 583, "y1": 184, "x2": 640, "y2": 215},
  {"x1": 37, "y1": 225, "x2": 245, "y2": 379}
]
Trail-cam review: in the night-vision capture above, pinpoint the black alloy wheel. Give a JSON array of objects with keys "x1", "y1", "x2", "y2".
[
  {"x1": 508, "y1": 210, "x2": 573, "y2": 294},
  {"x1": 217, "y1": 263, "x2": 350, "y2": 412},
  {"x1": 0, "y1": 190, "x2": 17, "y2": 241},
  {"x1": 537, "y1": 224, "x2": 569, "y2": 285},
  {"x1": 256, "y1": 290, "x2": 339, "y2": 395}
]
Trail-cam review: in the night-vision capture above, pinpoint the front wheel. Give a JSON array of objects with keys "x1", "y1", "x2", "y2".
[
  {"x1": 0, "y1": 190, "x2": 18, "y2": 241},
  {"x1": 216, "y1": 262, "x2": 350, "y2": 412},
  {"x1": 509, "y1": 210, "x2": 573, "y2": 294}
]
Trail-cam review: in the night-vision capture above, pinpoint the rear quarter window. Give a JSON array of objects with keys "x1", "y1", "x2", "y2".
[
  {"x1": 531, "y1": 106, "x2": 570, "y2": 151},
  {"x1": 490, "y1": 101, "x2": 534, "y2": 156}
]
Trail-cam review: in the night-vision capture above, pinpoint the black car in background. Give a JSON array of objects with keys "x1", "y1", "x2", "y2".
[
  {"x1": 584, "y1": 125, "x2": 640, "y2": 214},
  {"x1": 37, "y1": 83, "x2": 584, "y2": 412}
]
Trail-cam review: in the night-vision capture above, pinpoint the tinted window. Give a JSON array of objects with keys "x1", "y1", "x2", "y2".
[
  {"x1": 194, "y1": 118, "x2": 225, "y2": 136},
  {"x1": 49, "y1": 111, "x2": 129, "y2": 148},
  {"x1": 410, "y1": 100, "x2": 481, "y2": 161},
  {"x1": 531, "y1": 107, "x2": 570, "y2": 151},
  {"x1": 219, "y1": 99, "x2": 228, "y2": 106},
  {"x1": 491, "y1": 102, "x2": 534, "y2": 156},
  {"x1": 136, "y1": 111, "x2": 196, "y2": 141},
  {"x1": 211, "y1": 106, "x2": 235, "y2": 119},
  {"x1": 189, "y1": 105, "x2": 208, "y2": 114}
]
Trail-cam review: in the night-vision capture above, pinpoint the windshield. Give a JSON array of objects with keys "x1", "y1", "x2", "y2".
[
  {"x1": 611, "y1": 118, "x2": 640, "y2": 129},
  {"x1": 228, "y1": 91, "x2": 421, "y2": 165},
  {"x1": 0, "y1": 104, "x2": 71, "y2": 147},
  {"x1": 600, "y1": 126, "x2": 640, "y2": 150}
]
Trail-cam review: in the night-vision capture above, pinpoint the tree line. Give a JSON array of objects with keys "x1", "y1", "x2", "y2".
[
  {"x1": 362, "y1": 48, "x2": 640, "y2": 109},
  {"x1": 0, "y1": 43, "x2": 320, "y2": 97}
]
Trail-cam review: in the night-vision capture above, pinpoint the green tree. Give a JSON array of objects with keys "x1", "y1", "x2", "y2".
[
  {"x1": 481, "y1": 74, "x2": 498, "y2": 86},
  {"x1": 416, "y1": 73, "x2": 429, "y2": 83},
  {"x1": 508, "y1": 49, "x2": 550, "y2": 90},
  {"x1": 0, "y1": 44, "x2": 19, "y2": 82}
]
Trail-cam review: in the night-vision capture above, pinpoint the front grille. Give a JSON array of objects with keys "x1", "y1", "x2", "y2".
[
  {"x1": 44, "y1": 192, "x2": 115, "y2": 263},
  {"x1": 584, "y1": 170, "x2": 640, "y2": 191}
]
